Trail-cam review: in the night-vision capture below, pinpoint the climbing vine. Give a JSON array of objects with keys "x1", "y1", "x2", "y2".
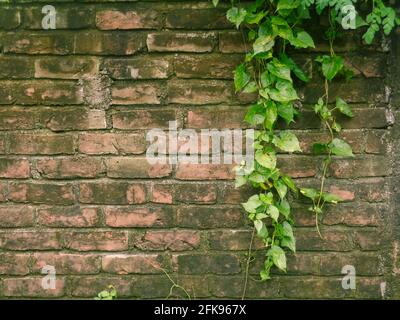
[{"x1": 213, "y1": 0, "x2": 399, "y2": 283}]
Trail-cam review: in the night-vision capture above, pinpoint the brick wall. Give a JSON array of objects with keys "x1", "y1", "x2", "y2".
[{"x1": 0, "y1": 0, "x2": 398, "y2": 299}]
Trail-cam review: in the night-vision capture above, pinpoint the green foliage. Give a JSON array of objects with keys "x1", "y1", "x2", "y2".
[
  {"x1": 216, "y1": 0, "x2": 398, "y2": 283},
  {"x1": 94, "y1": 285, "x2": 117, "y2": 300}
]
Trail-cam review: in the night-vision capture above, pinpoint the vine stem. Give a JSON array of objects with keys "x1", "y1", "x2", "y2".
[{"x1": 242, "y1": 227, "x2": 256, "y2": 300}]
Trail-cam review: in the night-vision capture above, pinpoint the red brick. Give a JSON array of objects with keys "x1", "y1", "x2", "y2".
[
  {"x1": 39, "y1": 108, "x2": 106, "y2": 131},
  {"x1": 106, "y1": 157, "x2": 172, "y2": 178},
  {"x1": 32, "y1": 253, "x2": 101, "y2": 274},
  {"x1": 111, "y1": 82, "x2": 162, "y2": 105},
  {"x1": 63, "y1": 231, "x2": 128, "y2": 251},
  {"x1": 186, "y1": 107, "x2": 246, "y2": 129},
  {"x1": 208, "y1": 230, "x2": 262, "y2": 251},
  {"x1": 104, "y1": 206, "x2": 173, "y2": 227},
  {"x1": 166, "y1": 9, "x2": 230, "y2": 29},
  {"x1": 112, "y1": 109, "x2": 178, "y2": 129},
  {"x1": 70, "y1": 276, "x2": 132, "y2": 297},
  {"x1": 0, "y1": 108, "x2": 36, "y2": 130},
  {"x1": 133, "y1": 230, "x2": 200, "y2": 251},
  {"x1": 102, "y1": 254, "x2": 164, "y2": 274},
  {"x1": 176, "y1": 163, "x2": 235, "y2": 180},
  {"x1": 79, "y1": 182, "x2": 146, "y2": 204},
  {"x1": 35, "y1": 57, "x2": 99, "y2": 79},
  {"x1": 177, "y1": 206, "x2": 244, "y2": 228},
  {"x1": 168, "y1": 79, "x2": 232, "y2": 104},
  {"x1": 3, "y1": 277, "x2": 65, "y2": 298},
  {"x1": 104, "y1": 57, "x2": 172, "y2": 80},
  {"x1": 296, "y1": 229, "x2": 355, "y2": 251},
  {"x1": 78, "y1": 132, "x2": 146, "y2": 155},
  {"x1": 0, "y1": 183, "x2": 6, "y2": 202},
  {"x1": 0, "y1": 205, "x2": 34, "y2": 227},
  {"x1": 0, "y1": 231, "x2": 61, "y2": 250},
  {"x1": 38, "y1": 206, "x2": 100, "y2": 227},
  {"x1": 8, "y1": 133, "x2": 75, "y2": 155},
  {"x1": 330, "y1": 156, "x2": 391, "y2": 178},
  {"x1": 8, "y1": 182, "x2": 75, "y2": 205},
  {"x1": 0, "y1": 253, "x2": 30, "y2": 275},
  {"x1": 0, "y1": 158, "x2": 30, "y2": 178},
  {"x1": 173, "y1": 254, "x2": 241, "y2": 275},
  {"x1": 219, "y1": 31, "x2": 248, "y2": 53},
  {"x1": 147, "y1": 32, "x2": 215, "y2": 52},
  {"x1": 151, "y1": 184, "x2": 173, "y2": 204},
  {"x1": 0, "y1": 135, "x2": 5, "y2": 154},
  {"x1": 322, "y1": 203, "x2": 382, "y2": 226},
  {"x1": 37, "y1": 157, "x2": 104, "y2": 179},
  {"x1": 96, "y1": 10, "x2": 160, "y2": 30}
]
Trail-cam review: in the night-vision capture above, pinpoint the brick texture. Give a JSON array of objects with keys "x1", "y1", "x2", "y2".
[{"x1": 0, "y1": 0, "x2": 397, "y2": 300}]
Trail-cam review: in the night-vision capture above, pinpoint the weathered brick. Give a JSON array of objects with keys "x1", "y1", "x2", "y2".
[
  {"x1": 147, "y1": 32, "x2": 215, "y2": 52},
  {"x1": 35, "y1": 57, "x2": 99, "y2": 79},
  {"x1": 111, "y1": 82, "x2": 162, "y2": 105},
  {"x1": 186, "y1": 107, "x2": 246, "y2": 129},
  {"x1": 322, "y1": 203, "x2": 383, "y2": 226},
  {"x1": 0, "y1": 56, "x2": 34, "y2": 79},
  {"x1": 168, "y1": 80, "x2": 232, "y2": 104},
  {"x1": 278, "y1": 155, "x2": 319, "y2": 178},
  {"x1": 0, "y1": 205, "x2": 34, "y2": 227},
  {"x1": 151, "y1": 184, "x2": 173, "y2": 204},
  {"x1": 0, "y1": 183, "x2": 6, "y2": 202},
  {"x1": 355, "y1": 229, "x2": 384, "y2": 250},
  {"x1": 36, "y1": 157, "x2": 104, "y2": 179},
  {"x1": 102, "y1": 254, "x2": 164, "y2": 274},
  {"x1": 166, "y1": 9, "x2": 230, "y2": 29},
  {"x1": 79, "y1": 182, "x2": 146, "y2": 204},
  {"x1": 70, "y1": 276, "x2": 132, "y2": 297},
  {"x1": 104, "y1": 57, "x2": 172, "y2": 79},
  {"x1": 78, "y1": 132, "x2": 146, "y2": 155},
  {"x1": 24, "y1": 7, "x2": 93, "y2": 29},
  {"x1": 0, "y1": 253, "x2": 30, "y2": 275},
  {"x1": 8, "y1": 182, "x2": 75, "y2": 205},
  {"x1": 219, "y1": 31, "x2": 248, "y2": 53},
  {"x1": 112, "y1": 109, "x2": 178, "y2": 129},
  {"x1": 0, "y1": 158, "x2": 30, "y2": 178},
  {"x1": 173, "y1": 254, "x2": 241, "y2": 275},
  {"x1": 63, "y1": 231, "x2": 128, "y2": 251},
  {"x1": 3, "y1": 277, "x2": 65, "y2": 298},
  {"x1": 0, "y1": 135, "x2": 5, "y2": 154},
  {"x1": 0, "y1": 108, "x2": 37, "y2": 130},
  {"x1": 296, "y1": 228, "x2": 355, "y2": 251},
  {"x1": 174, "y1": 183, "x2": 217, "y2": 203},
  {"x1": 208, "y1": 230, "x2": 262, "y2": 251},
  {"x1": 0, "y1": 231, "x2": 61, "y2": 250},
  {"x1": 177, "y1": 206, "x2": 244, "y2": 229},
  {"x1": 0, "y1": 8, "x2": 21, "y2": 30},
  {"x1": 74, "y1": 32, "x2": 145, "y2": 55},
  {"x1": 133, "y1": 230, "x2": 200, "y2": 251},
  {"x1": 8, "y1": 133, "x2": 75, "y2": 155},
  {"x1": 329, "y1": 156, "x2": 391, "y2": 178},
  {"x1": 38, "y1": 206, "x2": 100, "y2": 227},
  {"x1": 96, "y1": 10, "x2": 160, "y2": 30},
  {"x1": 39, "y1": 108, "x2": 106, "y2": 131},
  {"x1": 176, "y1": 163, "x2": 235, "y2": 180},
  {"x1": 3, "y1": 33, "x2": 73, "y2": 55},
  {"x1": 106, "y1": 157, "x2": 172, "y2": 178},
  {"x1": 32, "y1": 253, "x2": 101, "y2": 274},
  {"x1": 104, "y1": 206, "x2": 173, "y2": 227},
  {"x1": 174, "y1": 54, "x2": 241, "y2": 79}
]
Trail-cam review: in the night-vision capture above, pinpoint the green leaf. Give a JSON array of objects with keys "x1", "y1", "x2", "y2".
[
  {"x1": 277, "y1": 103, "x2": 296, "y2": 125},
  {"x1": 260, "y1": 192, "x2": 273, "y2": 205},
  {"x1": 253, "y1": 35, "x2": 275, "y2": 55},
  {"x1": 254, "y1": 220, "x2": 263, "y2": 233},
  {"x1": 312, "y1": 143, "x2": 329, "y2": 155},
  {"x1": 276, "y1": 198, "x2": 290, "y2": 218},
  {"x1": 264, "y1": 101, "x2": 278, "y2": 130},
  {"x1": 267, "y1": 59, "x2": 292, "y2": 82},
  {"x1": 281, "y1": 236, "x2": 296, "y2": 252},
  {"x1": 255, "y1": 151, "x2": 277, "y2": 169},
  {"x1": 290, "y1": 31, "x2": 315, "y2": 48},
  {"x1": 245, "y1": 104, "x2": 265, "y2": 126},
  {"x1": 300, "y1": 188, "x2": 319, "y2": 200},
  {"x1": 269, "y1": 80, "x2": 299, "y2": 102},
  {"x1": 212, "y1": 0, "x2": 219, "y2": 7},
  {"x1": 267, "y1": 205, "x2": 279, "y2": 222},
  {"x1": 322, "y1": 192, "x2": 343, "y2": 204},
  {"x1": 279, "y1": 53, "x2": 309, "y2": 82},
  {"x1": 317, "y1": 55, "x2": 344, "y2": 81},
  {"x1": 277, "y1": 0, "x2": 300, "y2": 11},
  {"x1": 336, "y1": 97, "x2": 353, "y2": 117},
  {"x1": 242, "y1": 195, "x2": 263, "y2": 214},
  {"x1": 274, "y1": 179, "x2": 288, "y2": 199},
  {"x1": 267, "y1": 245, "x2": 287, "y2": 271},
  {"x1": 235, "y1": 175, "x2": 247, "y2": 188},
  {"x1": 273, "y1": 131, "x2": 302, "y2": 152},
  {"x1": 226, "y1": 7, "x2": 247, "y2": 29},
  {"x1": 234, "y1": 63, "x2": 250, "y2": 92},
  {"x1": 282, "y1": 175, "x2": 298, "y2": 194},
  {"x1": 329, "y1": 138, "x2": 354, "y2": 157}
]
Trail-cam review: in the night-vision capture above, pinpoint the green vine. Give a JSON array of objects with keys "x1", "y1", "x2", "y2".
[{"x1": 213, "y1": 0, "x2": 399, "y2": 284}]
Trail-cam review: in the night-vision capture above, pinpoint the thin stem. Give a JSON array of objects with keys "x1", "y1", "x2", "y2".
[{"x1": 242, "y1": 227, "x2": 256, "y2": 300}]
